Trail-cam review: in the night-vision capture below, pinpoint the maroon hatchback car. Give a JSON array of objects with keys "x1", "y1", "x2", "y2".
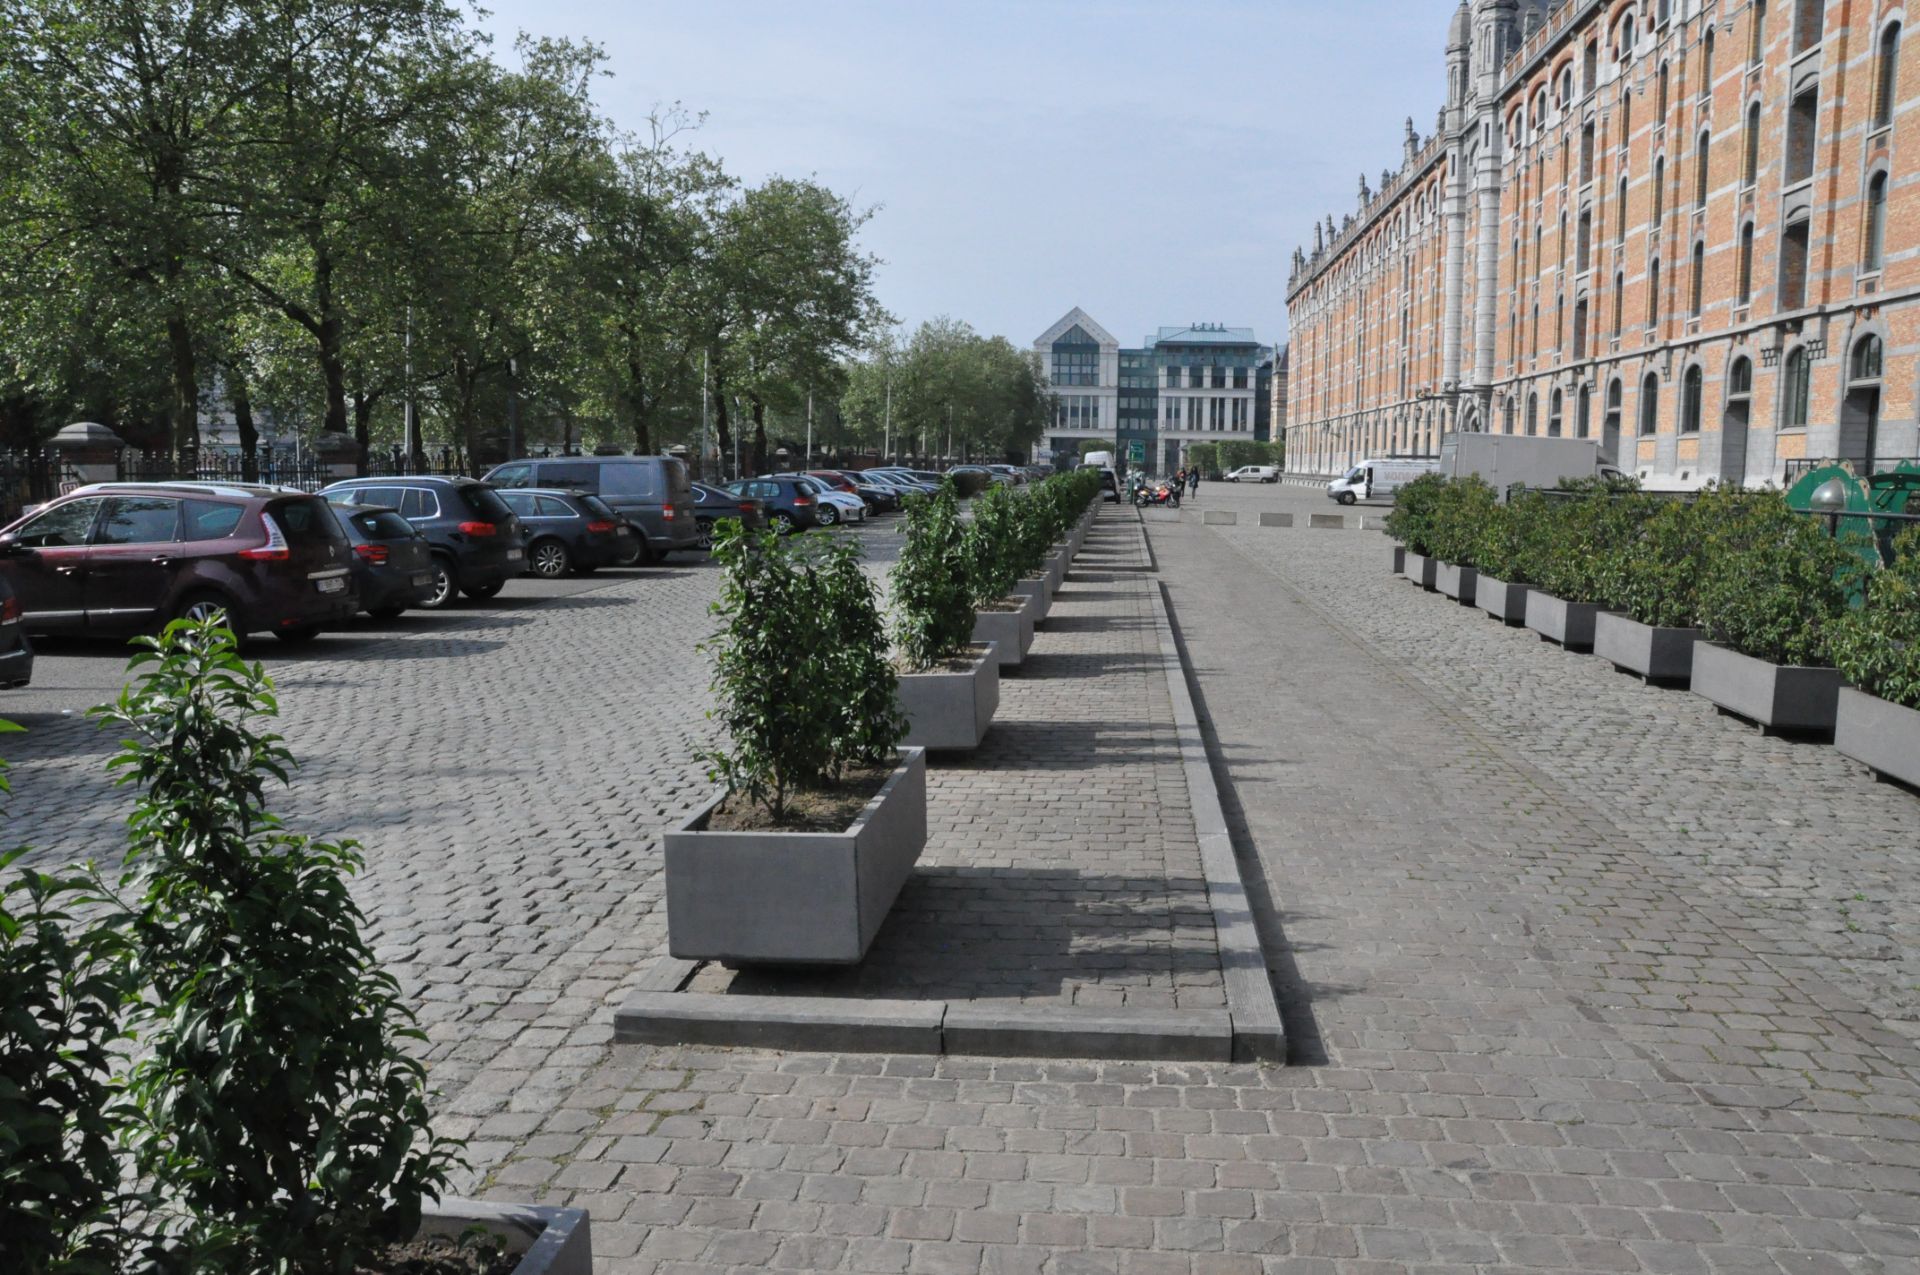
[{"x1": 0, "y1": 482, "x2": 357, "y2": 643}]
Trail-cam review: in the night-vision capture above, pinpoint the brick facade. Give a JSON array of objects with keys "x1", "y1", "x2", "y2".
[{"x1": 1285, "y1": 0, "x2": 1919, "y2": 487}]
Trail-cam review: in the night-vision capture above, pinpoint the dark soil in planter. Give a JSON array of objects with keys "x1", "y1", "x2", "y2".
[
  {"x1": 979, "y1": 597, "x2": 1025, "y2": 612},
  {"x1": 892, "y1": 643, "x2": 992, "y2": 675},
  {"x1": 358, "y1": 1236, "x2": 517, "y2": 1275},
  {"x1": 706, "y1": 762, "x2": 894, "y2": 833}
]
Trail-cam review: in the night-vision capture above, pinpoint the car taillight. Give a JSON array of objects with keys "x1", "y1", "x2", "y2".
[
  {"x1": 662, "y1": 506, "x2": 675, "y2": 521},
  {"x1": 458, "y1": 521, "x2": 498, "y2": 537},
  {"x1": 0, "y1": 596, "x2": 18, "y2": 623},
  {"x1": 237, "y1": 512, "x2": 291, "y2": 561},
  {"x1": 586, "y1": 520, "x2": 617, "y2": 533},
  {"x1": 738, "y1": 503, "x2": 755, "y2": 514},
  {"x1": 793, "y1": 497, "x2": 813, "y2": 506},
  {"x1": 353, "y1": 543, "x2": 390, "y2": 564}
]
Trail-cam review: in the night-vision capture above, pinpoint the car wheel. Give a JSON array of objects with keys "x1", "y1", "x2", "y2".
[
  {"x1": 529, "y1": 538, "x2": 571, "y2": 579},
  {"x1": 172, "y1": 589, "x2": 237, "y2": 630},
  {"x1": 771, "y1": 511, "x2": 796, "y2": 534},
  {"x1": 422, "y1": 557, "x2": 457, "y2": 609},
  {"x1": 463, "y1": 580, "x2": 505, "y2": 600},
  {"x1": 368, "y1": 606, "x2": 406, "y2": 620},
  {"x1": 818, "y1": 504, "x2": 839, "y2": 526},
  {"x1": 1338, "y1": 493, "x2": 1356, "y2": 506},
  {"x1": 697, "y1": 519, "x2": 716, "y2": 551},
  {"x1": 275, "y1": 626, "x2": 320, "y2": 645}
]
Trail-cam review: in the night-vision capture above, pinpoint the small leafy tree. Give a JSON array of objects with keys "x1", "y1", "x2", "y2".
[
  {"x1": 0, "y1": 720, "x2": 136, "y2": 1275},
  {"x1": 1185, "y1": 443, "x2": 1219, "y2": 478},
  {"x1": 891, "y1": 488, "x2": 974, "y2": 670},
  {"x1": 1425, "y1": 477, "x2": 1494, "y2": 566},
  {"x1": 92, "y1": 623, "x2": 462, "y2": 1275},
  {"x1": 1695, "y1": 492, "x2": 1862, "y2": 666},
  {"x1": 964, "y1": 486, "x2": 1022, "y2": 605},
  {"x1": 702, "y1": 524, "x2": 903, "y2": 820},
  {"x1": 1383, "y1": 472, "x2": 1448, "y2": 555},
  {"x1": 1832, "y1": 525, "x2": 1920, "y2": 709},
  {"x1": 1590, "y1": 490, "x2": 1710, "y2": 627}
]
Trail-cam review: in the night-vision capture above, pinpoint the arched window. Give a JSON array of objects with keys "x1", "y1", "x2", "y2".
[
  {"x1": 1639, "y1": 373, "x2": 1661, "y2": 435},
  {"x1": 1743, "y1": 102, "x2": 1762, "y2": 186},
  {"x1": 1696, "y1": 131, "x2": 1712, "y2": 207},
  {"x1": 1658, "y1": 62, "x2": 1670, "y2": 120},
  {"x1": 1680, "y1": 365, "x2": 1703, "y2": 433},
  {"x1": 1780, "y1": 216, "x2": 1810, "y2": 309},
  {"x1": 1613, "y1": 270, "x2": 1626, "y2": 333},
  {"x1": 1504, "y1": 396, "x2": 1517, "y2": 433},
  {"x1": 1617, "y1": 176, "x2": 1630, "y2": 244},
  {"x1": 1738, "y1": 222, "x2": 1756, "y2": 304},
  {"x1": 1605, "y1": 378, "x2": 1624, "y2": 437},
  {"x1": 1787, "y1": 87, "x2": 1819, "y2": 186},
  {"x1": 1782, "y1": 348, "x2": 1811, "y2": 426},
  {"x1": 1648, "y1": 257, "x2": 1662, "y2": 326},
  {"x1": 1750, "y1": 0, "x2": 1769, "y2": 64},
  {"x1": 1653, "y1": 156, "x2": 1666, "y2": 226},
  {"x1": 1619, "y1": 15, "x2": 1637, "y2": 61},
  {"x1": 1585, "y1": 40, "x2": 1600, "y2": 93},
  {"x1": 1875, "y1": 23, "x2": 1903, "y2": 132},
  {"x1": 1549, "y1": 388, "x2": 1564, "y2": 437},
  {"x1": 1730, "y1": 357, "x2": 1752, "y2": 397},
  {"x1": 1864, "y1": 171, "x2": 1889, "y2": 271},
  {"x1": 1853, "y1": 333, "x2": 1884, "y2": 381},
  {"x1": 1690, "y1": 241, "x2": 1706, "y2": 316},
  {"x1": 1526, "y1": 392, "x2": 1539, "y2": 435}
]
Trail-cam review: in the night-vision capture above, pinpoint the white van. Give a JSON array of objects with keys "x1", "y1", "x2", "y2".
[
  {"x1": 1225, "y1": 465, "x2": 1279, "y2": 484},
  {"x1": 1326, "y1": 458, "x2": 1438, "y2": 504}
]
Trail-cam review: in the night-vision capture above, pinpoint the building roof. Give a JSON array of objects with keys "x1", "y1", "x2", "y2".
[
  {"x1": 1150, "y1": 324, "x2": 1260, "y2": 346},
  {"x1": 1034, "y1": 307, "x2": 1120, "y2": 350}
]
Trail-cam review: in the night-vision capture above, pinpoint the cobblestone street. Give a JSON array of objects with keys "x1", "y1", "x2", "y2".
[{"x1": 7, "y1": 492, "x2": 1920, "y2": 1272}]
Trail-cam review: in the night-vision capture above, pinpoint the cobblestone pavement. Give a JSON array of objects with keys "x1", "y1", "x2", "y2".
[{"x1": 697, "y1": 515, "x2": 1220, "y2": 1008}]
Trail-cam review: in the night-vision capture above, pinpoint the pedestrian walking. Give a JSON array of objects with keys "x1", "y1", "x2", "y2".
[{"x1": 1188, "y1": 467, "x2": 1201, "y2": 498}]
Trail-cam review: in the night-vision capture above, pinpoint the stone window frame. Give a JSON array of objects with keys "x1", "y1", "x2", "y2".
[
  {"x1": 1871, "y1": 17, "x2": 1903, "y2": 135},
  {"x1": 1742, "y1": 98, "x2": 1764, "y2": 189},
  {"x1": 1638, "y1": 370, "x2": 1662, "y2": 437},
  {"x1": 1860, "y1": 163, "x2": 1891, "y2": 274},
  {"x1": 1689, "y1": 238, "x2": 1708, "y2": 318},
  {"x1": 1678, "y1": 361, "x2": 1706, "y2": 434},
  {"x1": 1778, "y1": 343, "x2": 1813, "y2": 430}
]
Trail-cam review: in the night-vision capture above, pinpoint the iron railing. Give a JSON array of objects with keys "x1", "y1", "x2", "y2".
[
  {"x1": 0, "y1": 449, "x2": 72, "y2": 523},
  {"x1": 117, "y1": 450, "x2": 334, "y2": 490},
  {"x1": 1785, "y1": 457, "x2": 1920, "y2": 482}
]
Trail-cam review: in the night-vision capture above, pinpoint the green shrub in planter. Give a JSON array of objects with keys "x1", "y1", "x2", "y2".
[
  {"x1": 892, "y1": 488, "x2": 975, "y2": 671},
  {"x1": 1543, "y1": 485, "x2": 1656, "y2": 605},
  {"x1": 965, "y1": 487, "x2": 1022, "y2": 605},
  {"x1": 1427, "y1": 477, "x2": 1496, "y2": 566},
  {"x1": 1384, "y1": 472, "x2": 1448, "y2": 555},
  {"x1": 1473, "y1": 498, "x2": 1527, "y2": 582},
  {"x1": 949, "y1": 468, "x2": 991, "y2": 498},
  {"x1": 1833, "y1": 525, "x2": 1920, "y2": 708},
  {"x1": 1695, "y1": 491, "x2": 1863, "y2": 667},
  {"x1": 93, "y1": 623, "x2": 463, "y2": 1275},
  {"x1": 1590, "y1": 489, "x2": 1718, "y2": 626},
  {"x1": 0, "y1": 728, "x2": 136, "y2": 1275},
  {"x1": 701, "y1": 524, "x2": 904, "y2": 820}
]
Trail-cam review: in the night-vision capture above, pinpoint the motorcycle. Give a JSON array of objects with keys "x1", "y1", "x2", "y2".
[{"x1": 1132, "y1": 481, "x2": 1182, "y2": 509}]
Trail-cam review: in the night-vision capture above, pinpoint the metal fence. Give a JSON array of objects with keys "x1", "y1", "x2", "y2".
[
  {"x1": 117, "y1": 450, "x2": 335, "y2": 490},
  {"x1": 1784, "y1": 457, "x2": 1920, "y2": 482},
  {"x1": 0, "y1": 449, "x2": 71, "y2": 523}
]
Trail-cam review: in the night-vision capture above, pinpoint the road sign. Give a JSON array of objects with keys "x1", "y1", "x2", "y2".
[{"x1": 1127, "y1": 440, "x2": 1146, "y2": 467}]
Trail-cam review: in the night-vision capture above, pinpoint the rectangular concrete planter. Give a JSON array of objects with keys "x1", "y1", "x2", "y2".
[
  {"x1": 1474, "y1": 573, "x2": 1531, "y2": 625},
  {"x1": 1594, "y1": 612, "x2": 1700, "y2": 686},
  {"x1": 1046, "y1": 548, "x2": 1068, "y2": 592},
  {"x1": 1403, "y1": 551, "x2": 1438, "y2": 590},
  {"x1": 1691, "y1": 642, "x2": 1844, "y2": 737},
  {"x1": 1434, "y1": 561, "x2": 1477, "y2": 606},
  {"x1": 1010, "y1": 576, "x2": 1051, "y2": 622},
  {"x1": 1835, "y1": 688, "x2": 1920, "y2": 787},
  {"x1": 417, "y1": 1199, "x2": 592, "y2": 1275},
  {"x1": 1523, "y1": 590, "x2": 1599, "y2": 651},
  {"x1": 972, "y1": 598, "x2": 1035, "y2": 669},
  {"x1": 1390, "y1": 544, "x2": 1405, "y2": 575},
  {"x1": 898, "y1": 645, "x2": 999, "y2": 751},
  {"x1": 665, "y1": 748, "x2": 929, "y2": 965}
]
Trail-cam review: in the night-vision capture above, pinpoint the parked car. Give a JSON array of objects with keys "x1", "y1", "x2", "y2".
[
  {"x1": 724, "y1": 475, "x2": 822, "y2": 534},
  {"x1": 0, "y1": 482, "x2": 356, "y2": 642},
  {"x1": 1226, "y1": 465, "x2": 1281, "y2": 484},
  {"x1": 496, "y1": 489, "x2": 631, "y2": 578},
  {"x1": 797, "y1": 476, "x2": 867, "y2": 527},
  {"x1": 875, "y1": 468, "x2": 949, "y2": 488},
  {"x1": 862, "y1": 470, "x2": 940, "y2": 497},
  {"x1": 0, "y1": 575, "x2": 32, "y2": 688},
  {"x1": 987, "y1": 464, "x2": 1027, "y2": 485},
  {"x1": 1098, "y1": 467, "x2": 1121, "y2": 503},
  {"x1": 330, "y1": 502, "x2": 436, "y2": 619},
  {"x1": 320, "y1": 476, "x2": 523, "y2": 607},
  {"x1": 483, "y1": 455, "x2": 698, "y2": 563},
  {"x1": 690, "y1": 481, "x2": 769, "y2": 550},
  {"x1": 811, "y1": 470, "x2": 898, "y2": 513}
]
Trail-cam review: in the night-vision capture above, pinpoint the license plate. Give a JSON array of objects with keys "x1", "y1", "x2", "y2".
[
  {"x1": 507, "y1": 549, "x2": 523, "y2": 561},
  {"x1": 317, "y1": 577, "x2": 345, "y2": 594}
]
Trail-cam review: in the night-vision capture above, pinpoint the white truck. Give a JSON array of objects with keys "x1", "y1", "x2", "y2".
[
  {"x1": 1437, "y1": 433, "x2": 1627, "y2": 497},
  {"x1": 1079, "y1": 450, "x2": 1115, "y2": 472},
  {"x1": 1326, "y1": 457, "x2": 1439, "y2": 504}
]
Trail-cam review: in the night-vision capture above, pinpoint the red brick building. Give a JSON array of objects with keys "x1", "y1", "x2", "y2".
[{"x1": 1286, "y1": 0, "x2": 1917, "y2": 487}]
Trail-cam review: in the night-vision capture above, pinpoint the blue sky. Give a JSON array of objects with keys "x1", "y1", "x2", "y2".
[{"x1": 473, "y1": 1, "x2": 1444, "y2": 351}]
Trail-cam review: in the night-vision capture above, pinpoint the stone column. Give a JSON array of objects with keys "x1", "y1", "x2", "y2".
[{"x1": 50, "y1": 421, "x2": 126, "y2": 486}]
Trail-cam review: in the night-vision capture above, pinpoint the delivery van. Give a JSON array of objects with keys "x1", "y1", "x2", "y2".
[
  {"x1": 1326, "y1": 458, "x2": 1439, "y2": 504},
  {"x1": 1225, "y1": 465, "x2": 1280, "y2": 483}
]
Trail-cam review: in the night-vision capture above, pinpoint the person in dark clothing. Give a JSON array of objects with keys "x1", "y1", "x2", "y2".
[{"x1": 1188, "y1": 467, "x2": 1201, "y2": 498}]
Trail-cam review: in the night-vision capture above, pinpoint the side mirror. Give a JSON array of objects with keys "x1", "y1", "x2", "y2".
[{"x1": 0, "y1": 533, "x2": 26, "y2": 558}]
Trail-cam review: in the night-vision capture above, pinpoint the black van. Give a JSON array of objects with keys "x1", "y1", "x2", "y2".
[{"x1": 483, "y1": 456, "x2": 699, "y2": 563}]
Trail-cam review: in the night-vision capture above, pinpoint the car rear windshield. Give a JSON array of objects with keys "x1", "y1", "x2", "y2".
[
  {"x1": 464, "y1": 485, "x2": 516, "y2": 523},
  {"x1": 581, "y1": 495, "x2": 617, "y2": 518},
  {"x1": 353, "y1": 509, "x2": 416, "y2": 539},
  {"x1": 273, "y1": 496, "x2": 347, "y2": 544}
]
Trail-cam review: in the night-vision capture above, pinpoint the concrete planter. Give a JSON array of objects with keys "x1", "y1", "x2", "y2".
[
  {"x1": 1046, "y1": 548, "x2": 1069, "y2": 593},
  {"x1": 417, "y1": 1200, "x2": 592, "y2": 1275},
  {"x1": 1010, "y1": 576, "x2": 1051, "y2": 623},
  {"x1": 972, "y1": 597, "x2": 1035, "y2": 669},
  {"x1": 1594, "y1": 612, "x2": 1700, "y2": 686},
  {"x1": 665, "y1": 749, "x2": 929, "y2": 965},
  {"x1": 1691, "y1": 642, "x2": 1843, "y2": 737},
  {"x1": 1474, "y1": 573, "x2": 1532, "y2": 625},
  {"x1": 898, "y1": 645, "x2": 999, "y2": 751},
  {"x1": 1434, "y1": 561, "x2": 1478, "y2": 606},
  {"x1": 1523, "y1": 590, "x2": 1599, "y2": 651},
  {"x1": 1836, "y1": 688, "x2": 1920, "y2": 788},
  {"x1": 1403, "y1": 551, "x2": 1438, "y2": 590},
  {"x1": 1390, "y1": 544, "x2": 1406, "y2": 575}
]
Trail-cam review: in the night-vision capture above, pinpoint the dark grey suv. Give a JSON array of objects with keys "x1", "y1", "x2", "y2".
[
  {"x1": 483, "y1": 455, "x2": 698, "y2": 563},
  {"x1": 320, "y1": 477, "x2": 523, "y2": 607}
]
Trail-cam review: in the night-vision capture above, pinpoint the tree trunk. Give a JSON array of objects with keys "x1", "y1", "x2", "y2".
[
  {"x1": 318, "y1": 315, "x2": 350, "y2": 438},
  {"x1": 712, "y1": 372, "x2": 734, "y2": 477},
  {"x1": 751, "y1": 397, "x2": 769, "y2": 475},
  {"x1": 230, "y1": 367, "x2": 258, "y2": 482},
  {"x1": 626, "y1": 355, "x2": 652, "y2": 455},
  {"x1": 168, "y1": 312, "x2": 198, "y2": 452},
  {"x1": 353, "y1": 391, "x2": 376, "y2": 465}
]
